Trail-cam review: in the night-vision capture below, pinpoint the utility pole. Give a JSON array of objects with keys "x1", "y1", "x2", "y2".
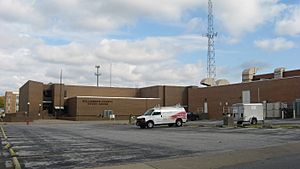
[
  {"x1": 110, "y1": 63, "x2": 112, "y2": 87},
  {"x1": 204, "y1": 0, "x2": 217, "y2": 79},
  {"x1": 59, "y1": 69, "x2": 63, "y2": 119},
  {"x1": 95, "y1": 65, "x2": 101, "y2": 87}
]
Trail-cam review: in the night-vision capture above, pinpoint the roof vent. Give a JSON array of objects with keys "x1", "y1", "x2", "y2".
[
  {"x1": 216, "y1": 79, "x2": 230, "y2": 86},
  {"x1": 274, "y1": 67, "x2": 285, "y2": 79},
  {"x1": 200, "y1": 78, "x2": 216, "y2": 86},
  {"x1": 242, "y1": 67, "x2": 257, "y2": 82}
]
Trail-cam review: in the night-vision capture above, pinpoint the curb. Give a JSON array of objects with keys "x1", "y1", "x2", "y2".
[
  {"x1": 12, "y1": 157, "x2": 21, "y2": 169},
  {"x1": 1, "y1": 126, "x2": 8, "y2": 140},
  {"x1": 1, "y1": 125, "x2": 22, "y2": 169}
]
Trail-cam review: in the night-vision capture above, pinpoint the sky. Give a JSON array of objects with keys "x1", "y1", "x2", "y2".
[{"x1": 0, "y1": 0, "x2": 299, "y2": 95}]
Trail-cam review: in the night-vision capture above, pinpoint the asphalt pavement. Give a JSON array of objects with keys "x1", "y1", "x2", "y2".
[
  {"x1": 219, "y1": 152, "x2": 300, "y2": 169},
  {"x1": 0, "y1": 119, "x2": 299, "y2": 169}
]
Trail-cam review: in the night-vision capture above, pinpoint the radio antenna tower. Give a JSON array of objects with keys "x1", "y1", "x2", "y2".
[{"x1": 205, "y1": 0, "x2": 217, "y2": 79}]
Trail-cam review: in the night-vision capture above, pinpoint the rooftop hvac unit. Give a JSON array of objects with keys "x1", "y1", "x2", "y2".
[
  {"x1": 242, "y1": 67, "x2": 257, "y2": 82},
  {"x1": 200, "y1": 78, "x2": 216, "y2": 86},
  {"x1": 216, "y1": 79, "x2": 229, "y2": 86},
  {"x1": 274, "y1": 67, "x2": 285, "y2": 79}
]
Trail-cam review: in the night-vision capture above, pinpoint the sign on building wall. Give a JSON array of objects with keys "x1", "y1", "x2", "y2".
[{"x1": 82, "y1": 100, "x2": 113, "y2": 106}]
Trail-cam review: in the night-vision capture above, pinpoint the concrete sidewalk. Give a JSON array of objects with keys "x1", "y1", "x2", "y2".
[{"x1": 91, "y1": 141, "x2": 300, "y2": 169}]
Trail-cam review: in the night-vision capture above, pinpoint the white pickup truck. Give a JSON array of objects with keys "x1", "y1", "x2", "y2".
[{"x1": 136, "y1": 105, "x2": 187, "y2": 129}]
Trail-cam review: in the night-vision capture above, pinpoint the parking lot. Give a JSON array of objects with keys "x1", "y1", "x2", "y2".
[{"x1": 1, "y1": 121, "x2": 300, "y2": 169}]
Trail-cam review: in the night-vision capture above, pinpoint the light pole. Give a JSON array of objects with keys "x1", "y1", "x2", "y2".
[
  {"x1": 219, "y1": 102, "x2": 222, "y2": 115},
  {"x1": 27, "y1": 102, "x2": 30, "y2": 125},
  {"x1": 95, "y1": 65, "x2": 101, "y2": 87},
  {"x1": 39, "y1": 104, "x2": 42, "y2": 119}
]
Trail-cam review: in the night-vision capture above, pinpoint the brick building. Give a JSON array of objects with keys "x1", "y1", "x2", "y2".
[
  {"x1": 4, "y1": 91, "x2": 19, "y2": 114},
  {"x1": 188, "y1": 68, "x2": 300, "y2": 119},
  {"x1": 16, "y1": 81, "x2": 189, "y2": 121},
  {"x1": 6, "y1": 68, "x2": 300, "y2": 121}
]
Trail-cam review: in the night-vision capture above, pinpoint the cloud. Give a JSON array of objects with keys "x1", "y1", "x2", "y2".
[
  {"x1": 254, "y1": 37, "x2": 295, "y2": 52},
  {"x1": 30, "y1": 0, "x2": 204, "y2": 32},
  {"x1": 215, "y1": 0, "x2": 286, "y2": 38},
  {"x1": 0, "y1": 33, "x2": 207, "y2": 95},
  {"x1": 240, "y1": 60, "x2": 271, "y2": 71},
  {"x1": 96, "y1": 39, "x2": 174, "y2": 64},
  {"x1": 35, "y1": 43, "x2": 96, "y2": 65},
  {"x1": 0, "y1": 1, "x2": 288, "y2": 40},
  {"x1": 40, "y1": 35, "x2": 206, "y2": 86},
  {"x1": 185, "y1": 17, "x2": 206, "y2": 33},
  {"x1": 0, "y1": 0, "x2": 298, "y2": 95},
  {"x1": 275, "y1": 5, "x2": 300, "y2": 36},
  {"x1": 0, "y1": 0, "x2": 204, "y2": 35},
  {"x1": 133, "y1": 61, "x2": 204, "y2": 84},
  {"x1": 0, "y1": 0, "x2": 44, "y2": 26},
  {"x1": 96, "y1": 36, "x2": 206, "y2": 64}
]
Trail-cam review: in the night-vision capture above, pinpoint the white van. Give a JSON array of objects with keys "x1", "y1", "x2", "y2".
[
  {"x1": 136, "y1": 105, "x2": 187, "y2": 128},
  {"x1": 232, "y1": 103, "x2": 264, "y2": 125}
]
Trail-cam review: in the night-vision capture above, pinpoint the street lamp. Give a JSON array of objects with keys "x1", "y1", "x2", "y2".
[
  {"x1": 27, "y1": 102, "x2": 30, "y2": 125},
  {"x1": 24, "y1": 111, "x2": 27, "y2": 124},
  {"x1": 39, "y1": 104, "x2": 42, "y2": 119},
  {"x1": 95, "y1": 65, "x2": 101, "y2": 87}
]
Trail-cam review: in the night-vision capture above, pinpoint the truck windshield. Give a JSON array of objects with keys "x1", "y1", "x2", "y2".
[{"x1": 144, "y1": 109, "x2": 154, "y2": 116}]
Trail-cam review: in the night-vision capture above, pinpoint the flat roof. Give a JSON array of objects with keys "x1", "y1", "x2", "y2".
[{"x1": 197, "y1": 75, "x2": 300, "y2": 89}]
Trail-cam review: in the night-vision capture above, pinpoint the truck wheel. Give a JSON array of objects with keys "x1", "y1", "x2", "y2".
[
  {"x1": 147, "y1": 121, "x2": 154, "y2": 128},
  {"x1": 251, "y1": 118, "x2": 257, "y2": 125},
  {"x1": 175, "y1": 119, "x2": 183, "y2": 127}
]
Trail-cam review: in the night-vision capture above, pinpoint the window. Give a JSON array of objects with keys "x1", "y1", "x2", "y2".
[
  {"x1": 16, "y1": 96, "x2": 19, "y2": 104},
  {"x1": 43, "y1": 90, "x2": 52, "y2": 97},
  {"x1": 152, "y1": 111, "x2": 161, "y2": 116},
  {"x1": 144, "y1": 109, "x2": 154, "y2": 116},
  {"x1": 103, "y1": 110, "x2": 113, "y2": 117}
]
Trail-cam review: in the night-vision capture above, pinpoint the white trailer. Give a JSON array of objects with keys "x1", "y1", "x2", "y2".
[{"x1": 232, "y1": 103, "x2": 264, "y2": 125}]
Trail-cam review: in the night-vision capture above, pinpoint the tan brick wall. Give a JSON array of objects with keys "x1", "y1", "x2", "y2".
[
  {"x1": 19, "y1": 81, "x2": 43, "y2": 118},
  {"x1": 19, "y1": 75, "x2": 300, "y2": 121},
  {"x1": 4, "y1": 92, "x2": 18, "y2": 114},
  {"x1": 140, "y1": 86, "x2": 161, "y2": 97},
  {"x1": 52, "y1": 84, "x2": 65, "y2": 108},
  {"x1": 140, "y1": 86, "x2": 189, "y2": 108},
  {"x1": 164, "y1": 86, "x2": 188, "y2": 108},
  {"x1": 19, "y1": 82, "x2": 29, "y2": 112},
  {"x1": 70, "y1": 97, "x2": 160, "y2": 120},
  {"x1": 65, "y1": 85, "x2": 138, "y2": 98},
  {"x1": 66, "y1": 97, "x2": 77, "y2": 117}
]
